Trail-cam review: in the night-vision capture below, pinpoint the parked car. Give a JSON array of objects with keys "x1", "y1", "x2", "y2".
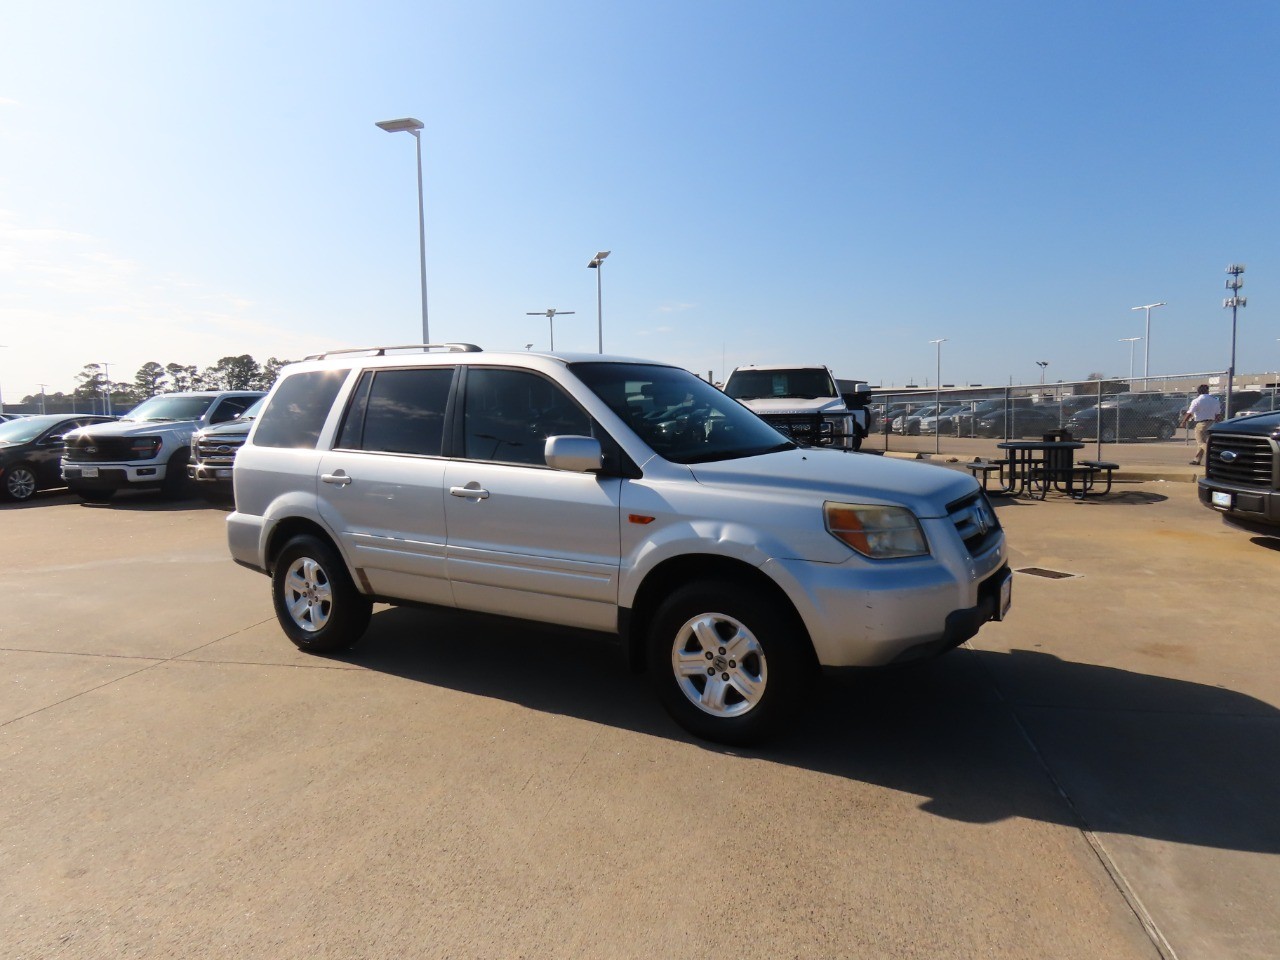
[
  {"x1": 187, "y1": 397, "x2": 265, "y2": 500},
  {"x1": 62, "y1": 391, "x2": 264, "y2": 502},
  {"x1": 723, "y1": 364, "x2": 864, "y2": 450},
  {"x1": 893, "y1": 402, "x2": 944, "y2": 435},
  {"x1": 916, "y1": 404, "x2": 971, "y2": 435},
  {"x1": 969, "y1": 403, "x2": 1061, "y2": 439},
  {"x1": 1065, "y1": 393, "x2": 1186, "y2": 442},
  {"x1": 0, "y1": 414, "x2": 117, "y2": 502},
  {"x1": 228, "y1": 346, "x2": 1011, "y2": 745},
  {"x1": 1230, "y1": 394, "x2": 1279, "y2": 418},
  {"x1": 1198, "y1": 410, "x2": 1280, "y2": 527},
  {"x1": 0, "y1": 413, "x2": 29, "y2": 423}
]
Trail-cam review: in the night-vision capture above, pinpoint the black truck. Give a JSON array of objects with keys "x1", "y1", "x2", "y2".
[{"x1": 1198, "y1": 409, "x2": 1280, "y2": 527}]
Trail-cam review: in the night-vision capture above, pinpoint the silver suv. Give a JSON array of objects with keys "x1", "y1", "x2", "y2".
[{"x1": 228, "y1": 345, "x2": 1010, "y2": 743}]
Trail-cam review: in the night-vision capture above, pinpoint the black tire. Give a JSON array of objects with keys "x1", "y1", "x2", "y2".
[
  {"x1": 2, "y1": 462, "x2": 38, "y2": 502},
  {"x1": 161, "y1": 450, "x2": 194, "y2": 500},
  {"x1": 1100, "y1": 426, "x2": 1117, "y2": 443},
  {"x1": 272, "y1": 535, "x2": 371, "y2": 654},
  {"x1": 646, "y1": 580, "x2": 814, "y2": 745},
  {"x1": 71, "y1": 485, "x2": 116, "y2": 503},
  {"x1": 1157, "y1": 422, "x2": 1175, "y2": 441}
]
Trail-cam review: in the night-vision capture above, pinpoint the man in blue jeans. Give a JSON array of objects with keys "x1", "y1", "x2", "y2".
[{"x1": 1181, "y1": 384, "x2": 1222, "y2": 466}]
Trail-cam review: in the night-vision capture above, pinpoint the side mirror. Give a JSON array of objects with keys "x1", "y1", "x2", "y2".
[
  {"x1": 544, "y1": 435, "x2": 603, "y2": 473},
  {"x1": 42, "y1": 434, "x2": 65, "y2": 445}
]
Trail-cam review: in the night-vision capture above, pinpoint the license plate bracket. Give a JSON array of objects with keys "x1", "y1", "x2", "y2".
[
  {"x1": 995, "y1": 571, "x2": 1013, "y2": 621},
  {"x1": 1211, "y1": 490, "x2": 1232, "y2": 510},
  {"x1": 81, "y1": 466, "x2": 99, "y2": 478}
]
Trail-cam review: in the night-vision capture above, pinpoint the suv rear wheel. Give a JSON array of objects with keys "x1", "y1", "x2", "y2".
[
  {"x1": 2, "y1": 462, "x2": 37, "y2": 501},
  {"x1": 647, "y1": 580, "x2": 812, "y2": 744},
  {"x1": 272, "y1": 535, "x2": 371, "y2": 653}
]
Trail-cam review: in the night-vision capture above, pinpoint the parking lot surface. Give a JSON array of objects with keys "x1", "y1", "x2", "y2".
[{"x1": 2, "y1": 481, "x2": 1276, "y2": 959}]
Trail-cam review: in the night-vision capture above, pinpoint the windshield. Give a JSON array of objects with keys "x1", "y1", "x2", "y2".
[
  {"x1": 723, "y1": 368, "x2": 837, "y2": 401},
  {"x1": 571, "y1": 362, "x2": 794, "y2": 464},
  {"x1": 121, "y1": 395, "x2": 214, "y2": 422},
  {"x1": 238, "y1": 397, "x2": 266, "y2": 420},
  {"x1": 0, "y1": 415, "x2": 65, "y2": 444}
]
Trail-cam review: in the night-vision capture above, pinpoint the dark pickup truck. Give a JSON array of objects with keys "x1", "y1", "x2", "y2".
[{"x1": 1198, "y1": 410, "x2": 1280, "y2": 527}]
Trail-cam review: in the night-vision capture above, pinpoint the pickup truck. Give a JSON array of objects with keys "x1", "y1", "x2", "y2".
[
  {"x1": 62, "y1": 391, "x2": 264, "y2": 501},
  {"x1": 1198, "y1": 409, "x2": 1280, "y2": 527},
  {"x1": 724, "y1": 364, "x2": 869, "y2": 451}
]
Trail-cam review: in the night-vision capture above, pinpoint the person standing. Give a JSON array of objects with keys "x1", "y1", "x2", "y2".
[{"x1": 1181, "y1": 384, "x2": 1223, "y2": 466}]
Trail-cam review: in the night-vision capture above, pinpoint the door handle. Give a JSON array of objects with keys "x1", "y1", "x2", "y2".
[
  {"x1": 321, "y1": 473, "x2": 352, "y2": 486},
  {"x1": 449, "y1": 483, "x2": 489, "y2": 500}
]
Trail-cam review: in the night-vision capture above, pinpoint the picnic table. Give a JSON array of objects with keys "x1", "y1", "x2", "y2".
[{"x1": 995, "y1": 440, "x2": 1086, "y2": 499}]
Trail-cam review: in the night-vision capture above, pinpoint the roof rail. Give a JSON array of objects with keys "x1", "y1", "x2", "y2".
[{"x1": 302, "y1": 343, "x2": 483, "y2": 361}]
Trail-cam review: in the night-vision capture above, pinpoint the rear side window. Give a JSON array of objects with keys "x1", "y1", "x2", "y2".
[
  {"x1": 336, "y1": 368, "x2": 452, "y2": 456},
  {"x1": 210, "y1": 395, "x2": 259, "y2": 424},
  {"x1": 253, "y1": 370, "x2": 350, "y2": 449}
]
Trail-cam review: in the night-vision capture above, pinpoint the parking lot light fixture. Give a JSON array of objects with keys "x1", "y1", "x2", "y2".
[
  {"x1": 1223, "y1": 265, "x2": 1247, "y2": 418},
  {"x1": 527, "y1": 308, "x2": 576, "y2": 351},
  {"x1": 587, "y1": 251, "x2": 610, "y2": 354},
  {"x1": 1119, "y1": 337, "x2": 1142, "y2": 386},
  {"x1": 375, "y1": 117, "x2": 429, "y2": 344},
  {"x1": 1130, "y1": 302, "x2": 1166, "y2": 386},
  {"x1": 929, "y1": 339, "x2": 947, "y2": 454},
  {"x1": 1035, "y1": 360, "x2": 1048, "y2": 385}
]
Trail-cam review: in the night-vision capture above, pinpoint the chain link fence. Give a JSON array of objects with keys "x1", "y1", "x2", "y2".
[{"x1": 868, "y1": 371, "x2": 1279, "y2": 446}]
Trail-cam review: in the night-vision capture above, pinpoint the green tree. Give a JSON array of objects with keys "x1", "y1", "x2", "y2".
[
  {"x1": 133, "y1": 361, "x2": 167, "y2": 397},
  {"x1": 165, "y1": 363, "x2": 198, "y2": 392},
  {"x1": 255, "y1": 357, "x2": 295, "y2": 390},
  {"x1": 74, "y1": 364, "x2": 107, "y2": 412},
  {"x1": 205, "y1": 354, "x2": 261, "y2": 390}
]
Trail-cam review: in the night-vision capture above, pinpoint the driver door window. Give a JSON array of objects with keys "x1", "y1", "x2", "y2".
[{"x1": 463, "y1": 368, "x2": 591, "y2": 466}]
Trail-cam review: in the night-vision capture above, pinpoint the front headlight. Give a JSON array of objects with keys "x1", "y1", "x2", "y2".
[{"x1": 824, "y1": 502, "x2": 929, "y2": 559}]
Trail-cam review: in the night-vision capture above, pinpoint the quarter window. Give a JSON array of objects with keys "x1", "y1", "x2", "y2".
[
  {"x1": 253, "y1": 370, "x2": 350, "y2": 449},
  {"x1": 463, "y1": 368, "x2": 591, "y2": 466}
]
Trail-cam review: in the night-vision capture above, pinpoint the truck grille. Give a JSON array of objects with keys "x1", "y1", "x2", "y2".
[
  {"x1": 1205, "y1": 434, "x2": 1276, "y2": 488},
  {"x1": 194, "y1": 434, "x2": 246, "y2": 467},
  {"x1": 63, "y1": 434, "x2": 160, "y2": 463},
  {"x1": 948, "y1": 491, "x2": 1001, "y2": 556},
  {"x1": 762, "y1": 414, "x2": 835, "y2": 446}
]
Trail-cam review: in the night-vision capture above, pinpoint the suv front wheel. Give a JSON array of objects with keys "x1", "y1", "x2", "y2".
[
  {"x1": 272, "y1": 535, "x2": 372, "y2": 653},
  {"x1": 647, "y1": 580, "x2": 812, "y2": 745}
]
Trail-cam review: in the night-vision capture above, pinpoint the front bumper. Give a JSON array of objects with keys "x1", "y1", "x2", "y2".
[
  {"x1": 189, "y1": 462, "x2": 234, "y2": 484},
  {"x1": 63, "y1": 462, "x2": 167, "y2": 489},
  {"x1": 1198, "y1": 479, "x2": 1280, "y2": 527},
  {"x1": 762, "y1": 530, "x2": 1009, "y2": 668}
]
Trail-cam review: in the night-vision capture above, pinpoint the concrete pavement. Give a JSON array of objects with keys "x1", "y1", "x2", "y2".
[{"x1": 1, "y1": 482, "x2": 1276, "y2": 959}]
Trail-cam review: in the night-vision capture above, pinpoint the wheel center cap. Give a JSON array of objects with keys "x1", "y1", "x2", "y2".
[{"x1": 713, "y1": 654, "x2": 729, "y2": 672}]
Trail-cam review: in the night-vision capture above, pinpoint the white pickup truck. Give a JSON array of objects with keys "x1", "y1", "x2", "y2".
[
  {"x1": 61, "y1": 391, "x2": 264, "y2": 501},
  {"x1": 723, "y1": 364, "x2": 869, "y2": 451}
]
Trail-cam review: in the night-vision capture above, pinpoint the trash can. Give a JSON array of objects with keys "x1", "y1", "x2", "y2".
[{"x1": 1042, "y1": 429, "x2": 1073, "y2": 443}]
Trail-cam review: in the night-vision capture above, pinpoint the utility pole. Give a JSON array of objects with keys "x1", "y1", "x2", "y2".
[{"x1": 1223, "y1": 265, "x2": 1247, "y2": 418}]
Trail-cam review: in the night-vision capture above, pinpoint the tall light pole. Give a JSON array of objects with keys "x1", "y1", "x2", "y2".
[
  {"x1": 0, "y1": 344, "x2": 7, "y2": 414},
  {"x1": 375, "y1": 117, "x2": 429, "y2": 344},
  {"x1": 929, "y1": 339, "x2": 947, "y2": 454},
  {"x1": 1035, "y1": 360, "x2": 1048, "y2": 385},
  {"x1": 527, "y1": 308, "x2": 575, "y2": 351},
  {"x1": 1223, "y1": 264, "x2": 1247, "y2": 419},
  {"x1": 1130, "y1": 301, "x2": 1166, "y2": 387},
  {"x1": 1119, "y1": 337, "x2": 1142, "y2": 387},
  {"x1": 100, "y1": 361, "x2": 113, "y2": 416},
  {"x1": 37, "y1": 383, "x2": 48, "y2": 415},
  {"x1": 587, "y1": 250, "x2": 610, "y2": 354}
]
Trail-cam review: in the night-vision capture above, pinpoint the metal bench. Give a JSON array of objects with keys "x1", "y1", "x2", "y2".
[
  {"x1": 1076, "y1": 459, "x2": 1119, "y2": 496},
  {"x1": 964, "y1": 459, "x2": 1008, "y2": 491}
]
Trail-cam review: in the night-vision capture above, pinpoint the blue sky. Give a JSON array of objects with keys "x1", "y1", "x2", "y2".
[{"x1": 1, "y1": 0, "x2": 1276, "y2": 399}]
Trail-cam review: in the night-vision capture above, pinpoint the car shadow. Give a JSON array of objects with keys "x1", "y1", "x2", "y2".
[{"x1": 336, "y1": 606, "x2": 1279, "y2": 856}]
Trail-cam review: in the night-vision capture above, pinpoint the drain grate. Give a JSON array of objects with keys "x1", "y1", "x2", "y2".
[{"x1": 1016, "y1": 567, "x2": 1077, "y2": 580}]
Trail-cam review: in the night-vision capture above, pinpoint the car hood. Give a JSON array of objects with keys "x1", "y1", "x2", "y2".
[
  {"x1": 65, "y1": 419, "x2": 198, "y2": 438},
  {"x1": 196, "y1": 419, "x2": 253, "y2": 439},
  {"x1": 1212, "y1": 411, "x2": 1280, "y2": 438},
  {"x1": 687, "y1": 448, "x2": 975, "y2": 519},
  {"x1": 740, "y1": 397, "x2": 846, "y2": 415}
]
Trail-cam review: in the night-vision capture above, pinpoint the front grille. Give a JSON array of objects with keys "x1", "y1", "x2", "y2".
[
  {"x1": 63, "y1": 434, "x2": 160, "y2": 463},
  {"x1": 948, "y1": 490, "x2": 1001, "y2": 556},
  {"x1": 762, "y1": 413, "x2": 835, "y2": 446},
  {"x1": 194, "y1": 434, "x2": 246, "y2": 467},
  {"x1": 1205, "y1": 433, "x2": 1277, "y2": 488}
]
